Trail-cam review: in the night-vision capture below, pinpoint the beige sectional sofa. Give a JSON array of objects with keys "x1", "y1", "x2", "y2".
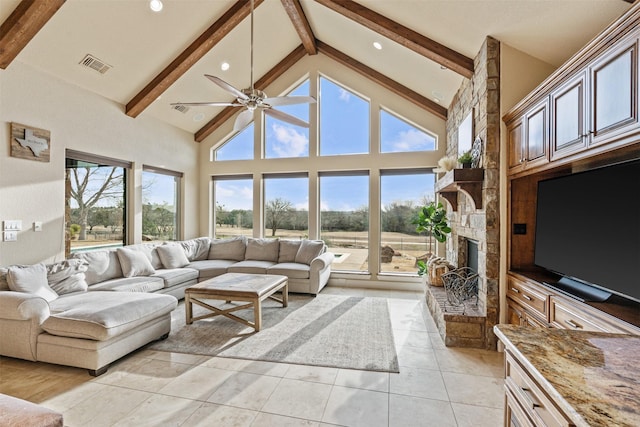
[{"x1": 0, "y1": 236, "x2": 333, "y2": 375}]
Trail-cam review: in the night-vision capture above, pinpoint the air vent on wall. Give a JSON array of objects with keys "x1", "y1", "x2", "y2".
[
  {"x1": 79, "y1": 54, "x2": 112, "y2": 74},
  {"x1": 172, "y1": 104, "x2": 190, "y2": 113}
]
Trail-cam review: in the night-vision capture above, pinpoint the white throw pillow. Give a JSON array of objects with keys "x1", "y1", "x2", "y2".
[
  {"x1": 278, "y1": 240, "x2": 301, "y2": 263},
  {"x1": 46, "y1": 259, "x2": 89, "y2": 295},
  {"x1": 157, "y1": 244, "x2": 190, "y2": 269},
  {"x1": 7, "y1": 263, "x2": 58, "y2": 302},
  {"x1": 245, "y1": 238, "x2": 280, "y2": 262},
  {"x1": 180, "y1": 237, "x2": 211, "y2": 261},
  {"x1": 208, "y1": 236, "x2": 247, "y2": 261},
  {"x1": 116, "y1": 247, "x2": 156, "y2": 277},
  {"x1": 295, "y1": 240, "x2": 325, "y2": 265}
]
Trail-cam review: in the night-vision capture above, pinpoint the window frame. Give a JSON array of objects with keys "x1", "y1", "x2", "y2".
[{"x1": 142, "y1": 165, "x2": 183, "y2": 242}]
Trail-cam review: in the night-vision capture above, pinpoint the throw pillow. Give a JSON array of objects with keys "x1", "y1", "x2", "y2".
[
  {"x1": 0, "y1": 267, "x2": 9, "y2": 291},
  {"x1": 245, "y1": 238, "x2": 279, "y2": 262},
  {"x1": 7, "y1": 263, "x2": 58, "y2": 302},
  {"x1": 71, "y1": 250, "x2": 123, "y2": 285},
  {"x1": 157, "y1": 244, "x2": 190, "y2": 269},
  {"x1": 295, "y1": 240, "x2": 325, "y2": 265},
  {"x1": 46, "y1": 259, "x2": 89, "y2": 295},
  {"x1": 180, "y1": 237, "x2": 211, "y2": 261},
  {"x1": 278, "y1": 240, "x2": 301, "y2": 263},
  {"x1": 116, "y1": 247, "x2": 156, "y2": 277},
  {"x1": 208, "y1": 236, "x2": 247, "y2": 261}
]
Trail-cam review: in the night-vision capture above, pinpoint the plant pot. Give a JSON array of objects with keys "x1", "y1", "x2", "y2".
[{"x1": 461, "y1": 162, "x2": 472, "y2": 169}]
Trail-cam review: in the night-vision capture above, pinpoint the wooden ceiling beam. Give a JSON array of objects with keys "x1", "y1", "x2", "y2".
[
  {"x1": 126, "y1": 0, "x2": 264, "y2": 118},
  {"x1": 317, "y1": 40, "x2": 448, "y2": 120},
  {"x1": 195, "y1": 44, "x2": 307, "y2": 142},
  {"x1": 314, "y1": 0, "x2": 474, "y2": 79},
  {"x1": 281, "y1": 0, "x2": 317, "y2": 55},
  {"x1": 0, "y1": 0, "x2": 66, "y2": 69}
]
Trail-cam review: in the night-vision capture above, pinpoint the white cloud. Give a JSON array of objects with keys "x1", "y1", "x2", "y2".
[
  {"x1": 271, "y1": 123, "x2": 308, "y2": 157},
  {"x1": 217, "y1": 184, "x2": 253, "y2": 210},
  {"x1": 338, "y1": 88, "x2": 351, "y2": 102},
  {"x1": 389, "y1": 129, "x2": 434, "y2": 152}
]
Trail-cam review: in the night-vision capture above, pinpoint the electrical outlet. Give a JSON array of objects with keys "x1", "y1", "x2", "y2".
[
  {"x1": 3, "y1": 231, "x2": 17, "y2": 242},
  {"x1": 513, "y1": 223, "x2": 527, "y2": 235},
  {"x1": 33, "y1": 222, "x2": 43, "y2": 232}
]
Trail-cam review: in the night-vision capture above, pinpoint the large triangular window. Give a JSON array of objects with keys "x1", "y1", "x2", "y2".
[
  {"x1": 264, "y1": 80, "x2": 310, "y2": 159},
  {"x1": 214, "y1": 123, "x2": 254, "y2": 161},
  {"x1": 320, "y1": 77, "x2": 369, "y2": 156},
  {"x1": 380, "y1": 109, "x2": 436, "y2": 153}
]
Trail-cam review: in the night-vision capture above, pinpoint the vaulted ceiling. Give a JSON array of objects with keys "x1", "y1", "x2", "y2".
[{"x1": 0, "y1": 0, "x2": 632, "y2": 142}]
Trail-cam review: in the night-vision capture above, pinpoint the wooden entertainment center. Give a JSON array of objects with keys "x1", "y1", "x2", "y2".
[{"x1": 500, "y1": 3, "x2": 640, "y2": 426}]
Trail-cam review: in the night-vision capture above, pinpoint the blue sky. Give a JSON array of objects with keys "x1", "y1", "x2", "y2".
[{"x1": 213, "y1": 77, "x2": 437, "y2": 213}]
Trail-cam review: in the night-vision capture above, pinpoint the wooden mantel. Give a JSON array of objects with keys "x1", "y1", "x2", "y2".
[{"x1": 435, "y1": 168, "x2": 484, "y2": 211}]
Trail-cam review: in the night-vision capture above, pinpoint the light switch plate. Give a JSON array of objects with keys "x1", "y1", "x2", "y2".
[
  {"x1": 3, "y1": 231, "x2": 17, "y2": 241},
  {"x1": 3, "y1": 220, "x2": 22, "y2": 231}
]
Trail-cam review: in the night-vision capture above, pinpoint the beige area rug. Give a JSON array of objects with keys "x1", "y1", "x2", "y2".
[{"x1": 148, "y1": 294, "x2": 399, "y2": 373}]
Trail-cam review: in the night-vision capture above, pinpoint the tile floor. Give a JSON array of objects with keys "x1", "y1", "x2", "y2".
[{"x1": 0, "y1": 286, "x2": 505, "y2": 426}]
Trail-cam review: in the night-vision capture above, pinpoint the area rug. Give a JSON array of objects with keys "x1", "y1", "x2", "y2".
[{"x1": 148, "y1": 294, "x2": 399, "y2": 373}]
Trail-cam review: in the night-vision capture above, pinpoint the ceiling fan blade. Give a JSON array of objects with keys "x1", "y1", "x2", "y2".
[
  {"x1": 264, "y1": 108, "x2": 310, "y2": 128},
  {"x1": 205, "y1": 75, "x2": 249, "y2": 100},
  {"x1": 233, "y1": 108, "x2": 254, "y2": 132},
  {"x1": 263, "y1": 96, "x2": 317, "y2": 107},
  {"x1": 171, "y1": 102, "x2": 240, "y2": 107}
]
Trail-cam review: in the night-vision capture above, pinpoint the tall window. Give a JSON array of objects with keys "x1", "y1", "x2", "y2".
[
  {"x1": 65, "y1": 150, "x2": 129, "y2": 255},
  {"x1": 320, "y1": 77, "x2": 370, "y2": 155},
  {"x1": 320, "y1": 173, "x2": 369, "y2": 272},
  {"x1": 380, "y1": 170, "x2": 435, "y2": 274},
  {"x1": 264, "y1": 174, "x2": 308, "y2": 238},
  {"x1": 142, "y1": 166, "x2": 182, "y2": 242},
  {"x1": 380, "y1": 109, "x2": 436, "y2": 153},
  {"x1": 215, "y1": 123, "x2": 254, "y2": 161},
  {"x1": 213, "y1": 176, "x2": 254, "y2": 238},
  {"x1": 265, "y1": 80, "x2": 310, "y2": 159}
]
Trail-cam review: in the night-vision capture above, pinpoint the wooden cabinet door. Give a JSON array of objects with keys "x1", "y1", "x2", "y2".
[
  {"x1": 524, "y1": 99, "x2": 549, "y2": 168},
  {"x1": 550, "y1": 72, "x2": 587, "y2": 160},
  {"x1": 590, "y1": 36, "x2": 639, "y2": 146},
  {"x1": 508, "y1": 118, "x2": 524, "y2": 172}
]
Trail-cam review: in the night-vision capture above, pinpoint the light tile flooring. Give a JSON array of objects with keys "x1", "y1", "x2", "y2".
[{"x1": 0, "y1": 287, "x2": 505, "y2": 426}]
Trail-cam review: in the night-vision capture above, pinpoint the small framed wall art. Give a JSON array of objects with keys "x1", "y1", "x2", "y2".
[{"x1": 10, "y1": 122, "x2": 50, "y2": 162}]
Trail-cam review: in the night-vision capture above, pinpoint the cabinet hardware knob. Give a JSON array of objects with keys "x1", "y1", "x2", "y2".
[
  {"x1": 564, "y1": 319, "x2": 582, "y2": 329},
  {"x1": 523, "y1": 295, "x2": 532, "y2": 301},
  {"x1": 511, "y1": 287, "x2": 519, "y2": 293}
]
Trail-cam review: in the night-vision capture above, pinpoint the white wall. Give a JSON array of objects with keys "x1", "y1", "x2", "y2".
[
  {"x1": 499, "y1": 44, "x2": 556, "y2": 322},
  {"x1": 0, "y1": 62, "x2": 199, "y2": 266}
]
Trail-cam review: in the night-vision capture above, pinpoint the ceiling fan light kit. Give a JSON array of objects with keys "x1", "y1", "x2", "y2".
[{"x1": 171, "y1": 0, "x2": 316, "y2": 132}]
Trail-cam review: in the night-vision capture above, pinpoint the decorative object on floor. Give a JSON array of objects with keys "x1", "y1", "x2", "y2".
[
  {"x1": 426, "y1": 255, "x2": 455, "y2": 287},
  {"x1": 149, "y1": 294, "x2": 399, "y2": 373},
  {"x1": 471, "y1": 136, "x2": 483, "y2": 168},
  {"x1": 412, "y1": 202, "x2": 452, "y2": 280},
  {"x1": 10, "y1": 123, "x2": 50, "y2": 162},
  {"x1": 441, "y1": 267, "x2": 479, "y2": 314}
]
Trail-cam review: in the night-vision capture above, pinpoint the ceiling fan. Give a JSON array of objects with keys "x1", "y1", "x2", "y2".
[{"x1": 171, "y1": 0, "x2": 316, "y2": 132}]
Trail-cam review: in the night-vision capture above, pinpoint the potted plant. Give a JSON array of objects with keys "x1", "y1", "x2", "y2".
[
  {"x1": 458, "y1": 151, "x2": 473, "y2": 168},
  {"x1": 412, "y1": 202, "x2": 452, "y2": 279}
]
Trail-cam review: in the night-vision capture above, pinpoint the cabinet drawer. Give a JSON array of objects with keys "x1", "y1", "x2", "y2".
[
  {"x1": 507, "y1": 277, "x2": 549, "y2": 319},
  {"x1": 505, "y1": 352, "x2": 573, "y2": 427},
  {"x1": 550, "y1": 297, "x2": 609, "y2": 332}
]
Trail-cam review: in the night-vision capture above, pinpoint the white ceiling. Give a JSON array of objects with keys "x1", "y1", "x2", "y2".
[{"x1": 1, "y1": 0, "x2": 632, "y2": 135}]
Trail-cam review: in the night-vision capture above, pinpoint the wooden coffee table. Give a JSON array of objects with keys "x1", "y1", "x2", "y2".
[{"x1": 184, "y1": 273, "x2": 288, "y2": 332}]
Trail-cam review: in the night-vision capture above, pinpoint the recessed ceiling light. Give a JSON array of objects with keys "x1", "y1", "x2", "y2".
[
  {"x1": 221, "y1": 62, "x2": 230, "y2": 71},
  {"x1": 149, "y1": 0, "x2": 163, "y2": 12},
  {"x1": 193, "y1": 112, "x2": 205, "y2": 122},
  {"x1": 373, "y1": 42, "x2": 382, "y2": 50}
]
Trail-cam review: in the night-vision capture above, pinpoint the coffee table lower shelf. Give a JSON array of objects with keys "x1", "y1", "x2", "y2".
[{"x1": 184, "y1": 273, "x2": 288, "y2": 332}]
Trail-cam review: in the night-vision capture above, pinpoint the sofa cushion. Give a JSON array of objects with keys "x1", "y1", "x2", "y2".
[
  {"x1": 278, "y1": 240, "x2": 301, "y2": 263},
  {"x1": 0, "y1": 267, "x2": 9, "y2": 291},
  {"x1": 7, "y1": 264, "x2": 58, "y2": 302},
  {"x1": 267, "y1": 263, "x2": 310, "y2": 279},
  {"x1": 72, "y1": 250, "x2": 123, "y2": 285},
  {"x1": 152, "y1": 268, "x2": 198, "y2": 288},
  {"x1": 46, "y1": 259, "x2": 89, "y2": 295},
  {"x1": 87, "y1": 276, "x2": 165, "y2": 293},
  {"x1": 126, "y1": 243, "x2": 163, "y2": 269},
  {"x1": 227, "y1": 260, "x2": 276, "y2": 274},
  {"x1": 180, "y1": 237, "x2": 211, "y2": 261},
  {"x1": 117, "y1": 247, "x2": 156, "y2": 277},
  {"x1": 208, "y1": 236, "x2": 246, "y2": 261},
  {"x1": 157, "y1": 244, "x2": 190, "y2": 269},
  {"x1": 44, "y1": 291, "x2": 177, "y2": 341},
  {"x1": 295, "y1": 240, "x2": 325, "y2": 265},
  {"x1": 188, "y1": 260, "x2": 235, "y2": 280},
  {"x1": 245, "y1": 238, "x2": 279, "y2": 262}
]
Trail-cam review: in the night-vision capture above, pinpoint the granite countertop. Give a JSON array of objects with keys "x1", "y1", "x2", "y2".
[{"x1": 494, "y1": 324, "x2": 640, "y2": 427}]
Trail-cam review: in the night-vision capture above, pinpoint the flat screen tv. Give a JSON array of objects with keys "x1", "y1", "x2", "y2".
[{"x1": 534, "y1": 159, "x2": 640, "y2": 303}]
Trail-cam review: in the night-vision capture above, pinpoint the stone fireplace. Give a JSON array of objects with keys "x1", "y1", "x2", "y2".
[{"x1": 424, "y1": 37, "x2": 500, "y2": 350}]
